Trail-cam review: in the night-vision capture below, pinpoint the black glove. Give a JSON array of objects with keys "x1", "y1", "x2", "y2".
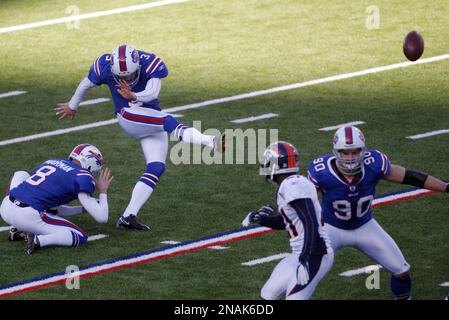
[{"x1": 242, "y1": 204, "x2": 276, "y2": 227}]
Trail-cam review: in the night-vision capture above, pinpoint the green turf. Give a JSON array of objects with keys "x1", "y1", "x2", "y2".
[{"x1": 0, "y1": 0, "x2": 448, "y2": 300}]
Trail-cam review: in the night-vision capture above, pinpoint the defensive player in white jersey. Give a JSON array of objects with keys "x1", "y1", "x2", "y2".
[
  {"x1": 55, "y1": 44, "x2": 224, "y2": 231},
  {"x1": 245, "y1": 126, "x2": 448, "y2": 300},
  {"x1": 0, "y1": 144, "x2": 113, "y2": 254},
  {"x1": 243, "y1": 141, "x2": 334, "y2": 300}
]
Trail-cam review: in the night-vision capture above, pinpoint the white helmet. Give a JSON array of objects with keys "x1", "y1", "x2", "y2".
[
  {"x1": 110, "y1": 44, "x2": 140, "y2": 86},
  {"x1": 332, "y1": 126, "x2": 366, "y2": 176},
  {"x1": 260, "y1": 141, "x2": 299, "y2": 180},
  {"x1": 69, "y1": 144, "x2": 103, "y2": 176}
]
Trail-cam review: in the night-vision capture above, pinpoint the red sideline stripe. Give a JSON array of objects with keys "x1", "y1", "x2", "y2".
[
  {"x1": 0, "y1": 228, "x2": 273, "y2": 298},
  {"x1": 122, "y1": 112, "x2": 164, "y2": 124}
]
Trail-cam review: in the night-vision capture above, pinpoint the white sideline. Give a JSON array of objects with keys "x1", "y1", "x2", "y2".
[
  {"x1": 241, "y1": 253, "x2": 289, "y2": 267},
  {"x1": 319, "y1": 121, "x2": 365, "y2": 131},
  {"x1": 0, "y1": 0, "x2": 190, "y2": 34},
  {"x1": 230, "y1": 113, "x2": 279, "y2": 124},
  {"x1": 0, "y1": 91, "x2": 26, "y2": 99},
  {"x1": 406, "y1": 129, "x2": 449, "y2": 140},
  {"x1": 339, "y1": 265, "x2": 383, "y2": 277},
  {"x1": 1, "y1": 54, "x2": 449, "y2": 147}
]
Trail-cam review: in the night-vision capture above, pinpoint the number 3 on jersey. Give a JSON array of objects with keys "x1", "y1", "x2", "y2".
[
  {"x1": 26, "y1": 165, "x2": 57, "y2": 186},
  {"x1": 332, "y1": 195, "x2": 373, "y2": 220}
]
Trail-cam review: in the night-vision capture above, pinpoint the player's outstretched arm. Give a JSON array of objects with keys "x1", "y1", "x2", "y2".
[
  {"x1": 78, "y1": 168, "x2": 114, "y2": 224},
  {"x1": 55, "y1": 77, "x2": 96, "y2": 120},
  {"x1": 384, "y1": 164, "x2": 449, "y2": 192}
]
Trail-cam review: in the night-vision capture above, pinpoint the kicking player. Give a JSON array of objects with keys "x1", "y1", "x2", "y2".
[
  {"x1": 0, "y1": 144, "x2": 113, "y2": 254},
  {"x1": 244, "y1": 141, "x2": 333, "y2": 300},
  {"x1": 55, "y1": 44, "x2": 224, "y2": 231},
  {"x1": 244, "y1": 126, "x2": 448, "y2": 300}
]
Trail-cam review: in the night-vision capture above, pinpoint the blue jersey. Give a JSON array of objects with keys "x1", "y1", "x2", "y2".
[
  {"x1": 88, "y1": 50, "x2": 168, "y2": 113},
  {"x1": 307, "y1": 149, "x2": 391, "y2": 230},
  {"x1": 10, "y1": 159, "x2": 96, "y2": 212}
]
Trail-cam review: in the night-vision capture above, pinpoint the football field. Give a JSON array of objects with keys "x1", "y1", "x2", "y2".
[{"x1": 0, "y1": 0, "x2": 448, "y2": 300}]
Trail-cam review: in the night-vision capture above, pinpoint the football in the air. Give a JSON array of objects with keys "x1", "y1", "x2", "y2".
[{"x1": 403, "y1": 30, "x2": 424, "y2": 61}]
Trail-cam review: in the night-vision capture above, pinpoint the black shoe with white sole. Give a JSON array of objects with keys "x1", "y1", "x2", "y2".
[
  {"x1": 116, "y1": 215, "x2": 150, "y2": 231},
  {"x1": 8, "y1": 227, "x2": 26, "y2": 242}
]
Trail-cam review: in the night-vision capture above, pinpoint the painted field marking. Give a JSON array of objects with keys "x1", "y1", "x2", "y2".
[
  {"x1": 0, "y1": 226, "x2": 272, "y2": 298},
  {"x1": 439, "y1": 282, "x2": 449, "y2": 287},
  {"x1": 2, "y1": 54, "x2": 449, "y2": 147},
  {"x1": 0, "y1": 226, "x2": 10, "y2": 232},
  {"x1": 161, "y1": 240, "x2": 229, "y2": 250},
  {"x1": 0, "y1": 0, "x2": 190, "y2": 34},
  {"x1": 319, "y1": 121, "x2": 366, "y2": 132},
  {"x1": 0, "y1": 185, "x2": 441, "y2": 298},
  {"x1": 339, "y1": 264, "x2": 383, "y2": 277},
  {"x1": 230, "y1": 113, "x2": 279, "y2": 124},
  {"x1": 0, "y1": 91, "x2": 26, "y2": 99},
  {"x1": 0, "y1": 119, "x2": 118, "y2": 147},
  {"x1": 241, "y1": 253, "x2": 289, "y2": 267},
  {"x1": 407, "y1": 129, "x2": 449, "y2": 140},
  {"x1": 79, "y1": 98, "x2": 110, "y2": 107},
  {"x1": 87, "y1": 234, "x2": 108, "y2": 242}
]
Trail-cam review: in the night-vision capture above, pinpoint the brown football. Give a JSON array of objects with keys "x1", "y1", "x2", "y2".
[{"x1": 403, "y1": 31, "x2": 424, "y2": 61}]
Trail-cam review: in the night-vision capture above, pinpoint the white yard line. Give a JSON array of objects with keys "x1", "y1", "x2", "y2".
[
  {"x1": 241, "y1": 253, "x2": 290, "y2": 267},
  {"x1": 161, "y1": 240, "x2": 228, "y2": 250},
  {"x1": 319, "y1": 121, "x2": 366, "y2": 132},
  {"x1": 0, "y1": 226, "x2": 10, "y2": 232},
  {"x1": 0, "y1": 119, "x2": 118, "y2": 147},
  {"x1": 230, "y1": 113, "x2": 279, "y2": 124},
  {"x1": 1, "y1": 54, "x2": 449, "y2": 147},
  {"x1": 339, "y1": 265, "x2": 383, "y2": 277},
  {"x1": 0, "y1": 91, "x2": 26, "y2": 99},
  {"x1": 439, "y1": 282, "x2": 449, "y2": 287},
  {"x1": 0, "y1": 0, "x2": 190, "y2": 34},
  {"x1": 79, "y1": 98, "x2": 110, "y2": 107},
  {"x1": 406, "y1": 129, "x2": 449, "y2": 140},
  {"x1": 87, "y1": 234, "x2": 108, "y2": 242}
]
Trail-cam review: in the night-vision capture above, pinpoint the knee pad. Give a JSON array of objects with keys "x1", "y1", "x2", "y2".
[{"x1": 140, "y1": 162, "x2": 166, "y2": 189}]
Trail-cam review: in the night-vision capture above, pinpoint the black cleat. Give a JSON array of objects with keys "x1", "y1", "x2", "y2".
[
  {"x1": 25, "y1": 233, "x2": 40, "y2": 255},
  {"x1": 116, "y1": 215, "x2": 150, "y2": 231},
  {"x1": 8, "y1": 227, "x2": 26, "y2": 242}
]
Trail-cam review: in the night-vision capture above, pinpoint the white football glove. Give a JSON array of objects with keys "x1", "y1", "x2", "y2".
[{"x1": 296, "y1": 263, "x2": 310, "y2": 286}]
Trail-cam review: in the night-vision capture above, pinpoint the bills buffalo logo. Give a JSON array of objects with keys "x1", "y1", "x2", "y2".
[
  {"x1": 333, "y1": 133, "x2": 339, "y2": 144},
  {"x1": 88, "y1": 150, "x2": 103, "y2": 166},
  {"x1": 358, "y1": 131, "x2": 365, "y2": 142},
  {"x1": 132, "y1": 50, "x2": 139, "y2": 63}
]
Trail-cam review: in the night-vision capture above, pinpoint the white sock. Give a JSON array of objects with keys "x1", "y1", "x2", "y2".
[
  {"x1": 38, "y1": 231, "x2": 73, "y2": 247},
  {"x1": 123, "y1": 181, "x2": 154, "y2": 217},
  {"x1": 178, "y1": 127, "x2": 214, "y2": 148}
]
